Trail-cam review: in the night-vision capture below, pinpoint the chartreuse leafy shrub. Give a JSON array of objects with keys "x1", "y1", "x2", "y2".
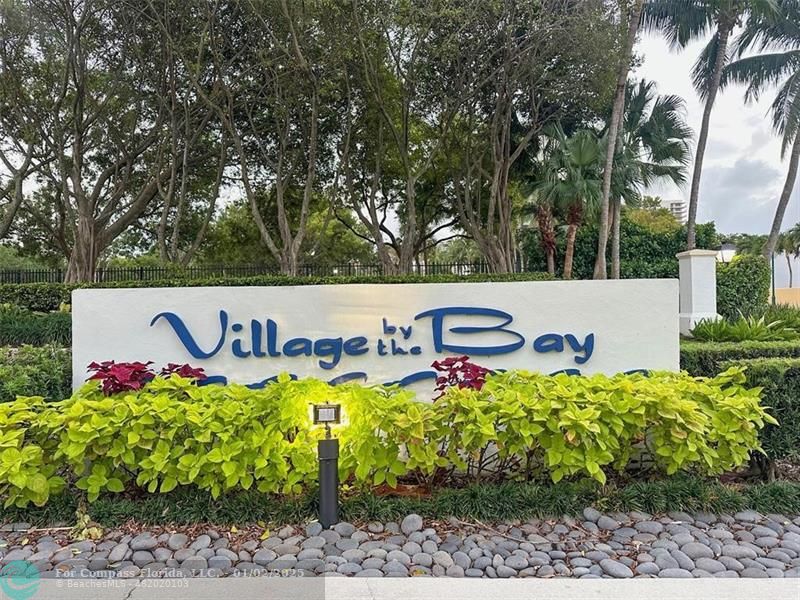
[
  {"x1": 0, "y1": 271, "x2": 553, "y2": 312},
  {"x1": 716, "y1": 255, "x2": 771, "y2": 320},
  {"x1": 477, "y1": 369, "x2": 774, "y2": 483},
  {"x1": 0, "y1": 304, "x2": 71, "y2": 346},
  {"x1": 680, "y1": 339, "x2": 800, "y2": 377},
  {"x1": 0, "y1": 345, "x2": 72, "y2": 403},
  {"x1": 338, "y1": 385, "x2": 442, "y2": 488},
  {"x1": 0, "y1": 369, "x2": 775, "y2": 508},
  {"x1": 0, "y1": 397, "x2": 66, "y2": 507},
  {"x1": 53, "y1": 375, "x2": 323, "y2": 502}
]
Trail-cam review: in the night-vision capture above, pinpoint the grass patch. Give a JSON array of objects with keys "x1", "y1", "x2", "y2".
[
  {"x1": 4, "y1": 477, "x2": 800, "y2": 528},
  {"x1": 0, "y1": 306, "x2": 71, "y2": 346}
]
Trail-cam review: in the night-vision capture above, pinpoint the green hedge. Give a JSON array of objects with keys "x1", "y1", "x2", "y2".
[
  {"x1": 523, "y1": 212, "x2": 719, "y2": 280},
  {"x1": 723, "y1": 358, "x2": 800, "y2": 464},
  {"x1": 0, "y1": 272, "x2": 553, "y2": 312},
  {"x1": 717, "y1": 255, "x2": 771, "y2": 320},
  {"x1": 0, "y1": 305, "x2": 71, "y2": 346},
  {"x1": 680, "y1": 339, "x2": 800, "y2": 377},
  {"x1": 0, "y1": 345, "x2": 72, "y2": 403},
  {"x1": 620, "y1": 259, "x2": 678, "y2": 279}
]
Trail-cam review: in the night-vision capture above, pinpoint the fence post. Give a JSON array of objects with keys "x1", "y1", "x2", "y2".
[{"x1": 676, "y1": 249, "x2": 719, "y2": 336}]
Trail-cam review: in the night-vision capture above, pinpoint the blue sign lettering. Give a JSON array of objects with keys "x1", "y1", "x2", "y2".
[
  {"x1": 414, "y1": 307, "x2": 526, "y2": 355},
  {"x1": 150, "y1": 307, "x2": 603, "y2": 381},
  {"x1": 150, "y1": 310, "x2": 228, "y2": 359},
  {"x1": 533, "y1": 332, "x2": 595, "y2": 364}
]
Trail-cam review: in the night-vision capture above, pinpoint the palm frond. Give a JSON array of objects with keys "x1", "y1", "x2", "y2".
[
  {"x1": 734, "y1": 0, "x2": 800, "y2": 57},
  {"x1": 641, "y1": 0, "x2": 714, "y2": 49},
  {"x1": 723, "y1": 50, "x2": 800, "y2": 101},
  {"x1": 771, "y1": 70, "x2": 800, "y2": 155},
  {"x1": 692, "y1": 31, "x2": 727, "y2": 99}
]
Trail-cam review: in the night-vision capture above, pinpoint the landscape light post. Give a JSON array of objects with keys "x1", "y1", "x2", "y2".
[{"x1": 313, "y1": 403, "x2": 341, "y2": 528}]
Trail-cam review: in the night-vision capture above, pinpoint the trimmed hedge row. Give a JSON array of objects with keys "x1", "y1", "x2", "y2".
[
  {"x1": 717, "y1": 255, "x2": 771, "y2": 320},
  {"x1": 0, "y1": 345, "x2": 72, "y2": 403},
  {"x1": 0, "y1": 272, "x2": 553, "y2": 312},
  {"x1": 723, "y1": 358, "x2": 800, "y2": 465},
  {"x1": 0, "y1": 305, "x2": 71, "y2": 346},
  {"x1": 680, "y1": 340, "x2": 800, "y2": 378}
]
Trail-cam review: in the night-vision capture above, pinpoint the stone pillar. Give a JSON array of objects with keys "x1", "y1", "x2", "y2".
[{"x1": 676, "y1": 249, "x2": 719, "y2": 336}]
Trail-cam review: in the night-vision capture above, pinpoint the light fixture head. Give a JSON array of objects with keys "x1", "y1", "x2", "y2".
[{"x1": 313, "y1": 403, "x2": 342, "y2": 426}]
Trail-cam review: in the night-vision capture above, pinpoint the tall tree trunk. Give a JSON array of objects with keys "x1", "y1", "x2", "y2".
[
  {"x1": 594, "y1": 0, "x2": 643, "y2": 279},
  {"x1": 281, "y1": 249, "x2": 299, "y2": 277},
  {"x1": 686, "y1": 23, "x2": 732, "y2": 250},
  {"x1": 0, "y1": 174, "x2": 26, "y2": 240},
  {"x1": 764, "y1": 133, "x2": 800, "y2": 259},
  {"x1": 488, "y1": 241, "x2": 512, "y2": 274},
  {"x1": 563, "y1": 203, "x2": 582, "y2": 280},
  {"x1": 546, "y1": 249, "x2": 555, "y2": 275},
  {"x1": 470, "y1": 235, "x2": 510, "y2": 274},
  {"x1": 537, "y1": 203, "x2": 557, "y2": 275},
  {"x1": 397, "y1": 182, "x2": 417, "y2": 275},
  {"x1": 563, "y1": 224, "x2": 578, "y2": 280},
  {"x1": 65, "y1": 214, "x2": 99, "y2": 283},
  {"x1": 786, "y1": 253, "x2": 793, "y2": 288},
  {"x1": 611, "y1": 197, "x2": 622, "y2": 279},
  {"x1": 376, "y1": 243, "x2": 398, "y2": 275}
]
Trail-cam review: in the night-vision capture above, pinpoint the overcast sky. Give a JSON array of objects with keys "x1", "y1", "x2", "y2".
[{"x1": 637, "y1": 32, "x2": 800, "y2": 237}]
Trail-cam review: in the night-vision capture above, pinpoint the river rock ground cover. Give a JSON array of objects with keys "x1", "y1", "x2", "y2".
[{"x1": 3, "y1": 509, "x2": 800, "y2": 580}]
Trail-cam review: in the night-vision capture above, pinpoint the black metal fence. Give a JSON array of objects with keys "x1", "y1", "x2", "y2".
[{"x1": 0, "y1": 261, "x2": 504, "y2": 284}]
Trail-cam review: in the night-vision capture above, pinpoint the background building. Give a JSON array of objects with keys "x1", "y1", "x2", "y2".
[{"x1": 667, "y1": 201, "x2": 688, "y2": 224}]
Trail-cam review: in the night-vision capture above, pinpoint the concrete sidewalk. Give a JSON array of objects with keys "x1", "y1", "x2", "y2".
[{"x1": 12, "y1": 578, "x2": 800, "y2": 600}]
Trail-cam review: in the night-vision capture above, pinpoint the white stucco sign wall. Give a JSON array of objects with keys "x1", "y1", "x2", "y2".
[{"x1": 72, "y1": 280, "x2": 679, "y2": 393}]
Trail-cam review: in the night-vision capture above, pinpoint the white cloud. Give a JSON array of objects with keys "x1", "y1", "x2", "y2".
[{"x1": 697, "y1": 158, "x2": 785, "y2": 233}]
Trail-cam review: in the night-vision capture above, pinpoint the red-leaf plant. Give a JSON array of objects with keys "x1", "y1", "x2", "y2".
[
  {"x1": 87, "y1": 361, "x2": 156, "y2": 396},
  {"x1": 87, "y1": 361, "x2": 207, "y2": 396},
  {"x1": 160, "y1": 363, "x2": 207, "y2": 381},
  {"x1": 431, "y1": 355, "x2": 491, "y2": 400}
]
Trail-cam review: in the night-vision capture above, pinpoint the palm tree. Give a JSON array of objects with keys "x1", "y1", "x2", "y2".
[
  {"x1": 723, "y1": 0, "x2": 800, "y2": 259},
  {"x1": 537, "y1": 128, "x2": 603, "y2": 279},
  {"x1": 521, "y1": 189, "x2": 559, "y2": 276},
  {"x1": 522, "y1": 152, "x2": 560, "y2": 276},
  {"x1": 790, "y1": 223, "x2": 800, "y2": 286},
  {"x1": 595, "y1": 0, "x2": 645, "y2": 279},
  {"x1": 734, "y1": 233, "x2": 768, "y2": 255},
  {"x1": 778, "y1": 232, "x2": 796, "y2": 286},
  {"x1": 608, "y1": 80, "x2": 694, "y2": 277},
  {"x1": 642, "y1": 0, "x2": 778, "y2": 250},
  {"x1": 778, "y1": 223, "x2": 800, "y2": 286}
]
